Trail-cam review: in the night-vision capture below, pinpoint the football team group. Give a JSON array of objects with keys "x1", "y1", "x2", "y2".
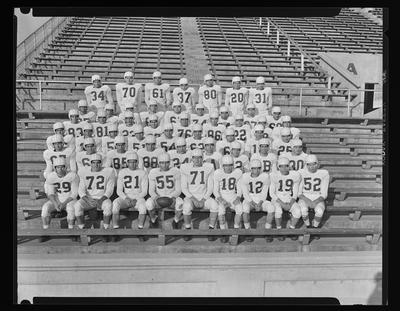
[{"x1": 40, "y1": 70, "x2": 330, "y2": 243}]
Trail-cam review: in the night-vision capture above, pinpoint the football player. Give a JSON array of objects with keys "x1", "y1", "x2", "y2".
[
  {"x1": 231, "y1": 114, "x2": 251, "y2": 143},
  {"x1": 105, "y1": 135, "x2": 133, "y2": 175},
  {"x1": 46, "y1": 122, "x2": 75, "y2": 151},
  {"x1": 225, "y1": 76, "x2": 249, "y2": 116},
  {"x1": 115, "y1": 71, "x2": 142, "y2": 112},
  {"x1": 84, "y1": 75, "x2": 113, "y2": 110},
  {"x1": 269, "y1": 157, "x2": 302, "y2": 240},
  {"x1": 172, "y1": 77, "x2": 196, "y2": 112},
  {"x1": 191, "y1": 103, "x2": 209, "y2": 126},
  {"x1": 230, "y1": 141, "x2": 249, "y2": 173},
  {"x1": 41, "y1": 157, "x2": 79, "y2": 232},
  {"x1": 117, "y1": 102, "x2": 142, "y2": 126},
  {"x1": 203, "y1": 137, "x2": 222, "y2": 170},
  {"x1": 287, "y1": 139, "x2": 308, "y2": 171},
  {"x1": 271, "y1": 115, "x2": 300, "y2": 141},
  {"x1": 213, "y1": 155, "x2": 243, "y2": 242},
  {"x1": 75, "y1": 153, "x2": 116, "y2": 236},
  {"x1": 76, "y1": 137, "x2": 102, "y2": 172},
  {"x1": 156, "y1": 123, "x2": 176, "y2": 152},
  {"x1": 248, "y1": 76, "x2": 272, "y2": 115},
  {"x1": 203, "y1": 111, "x2": 225, "y2": 142},
  {"x1": 127, "y1": 124, "x2": 146, "y2": 152},
  {"x1": 146, "y1": 152, "x2": 182, "y2": 228},
  {"x1": 75, "y1": 122, "x2": 102, "y2": 153},
  {"x1": 298, "y1": 154, "x2": 330, "y2": 232},
  {"x1": 173, "y1": 112, "x2": 192, "y2": 139},
  {"x1": 240, "y1": 159, "x2": 274, "y2": 240},
  {"x1": 243, "y1": 103, "x2": 259, "y2": 129},
  {"x1": 64, "y1": 109, "x2": 84, "y2": 138},
  {"x1": 112, "y1": 151, "x2": 148, "y2": 240},
  {"x1": 144, "y1": 71, "x2": 172, "y2": 109},
  {"x1": 77, "y1": 99, "x2": 89, "y2": 121},
  {"x1": 245, "y1": 124, "x2": 267, "y2": 156},
  {"x1": 137, "y1": 135, "x2": 164, "y2": 171},
  {"x1": 168, "y1": 137, "x2": 191, "y2": 169},
  {"x1": 179, "y1": 149, "x2": 217, "y2": 241},
  {"x1": 186, "y1": 123, "x2": 204, "y2": 150},
  {"x1": 216, "y1": 127, "x2": 244, "y2": 156},
  {"x1": 92, "y1": 109, "x2": 110, "y2": 138},
  {"x1": 104, "y1": 103, "x2": 120, "y2": 125},
  {"x1": 266, "y1": 106, "x2": 283, "y2": 129},
  {"x1": 140, "y1": 100, "x2": 165, "y2": 127},
  {"x1": 101, "y1": 123, "x2": 119, "y2": 155},
  {"x1": 198, "y1": 73, "x2": 222, "y2": 114},
  {"x1": 250, "y1": 138, "x2": 278, "y2": 174},
  {"x1": 118, "y1": 111, "x2": 138, "y2": 137},
  {"x1": 218, "y1": 105, "x2": 234, "y2": 127},
  {"x1": 163, "y1": 101, "x2": 184, "y2": 125},
  {"x1": 272, "y1": 127, "x2": 293, "y2": 157},
  {"x1": 144, "y1": 114, "x2": 164, "y2": 138}
]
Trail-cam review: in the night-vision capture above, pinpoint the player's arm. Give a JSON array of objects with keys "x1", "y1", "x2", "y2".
[
  {"x1": 261, "y1": 176, "x2": 270, "y2": 201},
  {"x1": 84, "y1": 87, "x2": 92, "y2": 105},
  {"x1": 165, "y1": 85, "x2": 172, "y2": 106},
  {"x1": 106, "y1": 86, "x2": 114, "y2": 105},
  {"x1": 204, "y1": 170, "x2": 214, "y2": 199},
  {"x1": 69, "y1": 151, "x2": 77, "y2": 172},
  {"x1": 318, "y1": 171, "x2": 330, "y2": 201},
  {"x1": 78, "y1": 173, "x2": 87, "y2": 198},
  {"x1": 116, "y1": 174, "x2": 127, "y2": 200},
  {"x1": 240, "y1": 176, "x2": 252, "y2": 203},
  {"x1": 267, "y1": 88, "x2": 273, "y2": 112},
  {"x1": 292, "y1": 173, "x2": 301, "y2": 200},
  {"x1": 217, "y1": 86, "x2": 222, "y2": 107},
  {"x1": 144, "y1": 84, "x2": 151, "y2": 106},
  {"x1": 169, "y1": 170, "x2": 182, "y2": 198},
  {"x1": 197, "y1": 87, "x2": 203, "y2": 106},
  {"x1": 243, "y1": 88, "x2": 249, "y2": 108},
  {"x1": 116, "y1": 84, "x2": 122, "y2": 105},
  {"x1": 268, "y1": 177, "x2": 278, "y2": 201},
  {"x1": 224, "y1": 89, "x2": 230, "y2": 107},
  {"x1": 248, "y1": 89, "x2": 254, "y2": 106},
  {"x1": 104, "y1": 151, "x2": 113, "y2": 168},
  {"x1": 104, "y1": 169, "x2": 116, "y2": 199}
]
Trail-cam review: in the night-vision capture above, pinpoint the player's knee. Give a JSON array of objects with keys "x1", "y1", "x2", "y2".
[
  {"x1": 218, "y1": 204, "x2": 226, "y2": 216},
  {"x1": 242, "y1": 201, "x2": 250, "y2": 214},
  {"x1": 182, "y1": 198, "x2": 193, "y2": 216},
  {"x1": 66, "y1": 201, "x2": 76, "y2": 220},
  {"x1": 315, "y1": 202, "x2": 325, "y2": 218},
  {"x1": 273, "y1": 202, "x2": 282, "y2": 218},
  {"x1": 112, "y1": 198, "x2": 121, "y2": 214},
  {"x1": 291, "y1": 203, "x2": 301, "y2": 219},
  {"x1": 102, "y1": 199, "x2": 112, "y2": 216},
  {"x1": 235, "y1": 203, "x2": 243, "y2": 216},
  {"x1": 74, "y1": 200, "x2": 84, "y2": 217},
  {"x1": 41, "y1": 201, "x2": 52, "y2": 217},
  {"x1": 262, "y1": 201, "x2": 275, "y2": 214},
  {"x1": 136, "y1": 198, "x2": 147, "y2": 215},
  {"x1": 206, "y1": 199, "x2": 219, "y2": 213},
  {"x1": 146, "y1": 198, "x2": 155, "y2": 211},
  {"x1": 175, "y1": 197, "x2": 184, "y2": 210},
  {"x1": 298, "y1": 200, "x2": 309, "y2": 217}
]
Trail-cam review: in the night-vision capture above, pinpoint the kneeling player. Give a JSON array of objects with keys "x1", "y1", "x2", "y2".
[
  {"x1": 75, "y1": 154, "x2": 116, "y2": 240},
  {"x1": 112, "y1": 151, "x2": 148, "y2": 241},
  {"x1": 240, "y1": 159, "x2": 274, "y2": 241},
  {"x1": 41, "y1": 158, "x2": 79, "y2": 239},
  {"x1": 269, "y1": 157, "x2": 302, "y2": 241},
  {"x1": 213, "y1": 155, "x2": 243, "y2": 243},
  {"x1": 298, "y1": 154, "x2": 330, "y2": 236},
  {"x1": 146, "y1": 153, "x2": 182, "y2": 228},
  {"x1": 179, "y1": 149, "x2": 217, "y2": 241}
]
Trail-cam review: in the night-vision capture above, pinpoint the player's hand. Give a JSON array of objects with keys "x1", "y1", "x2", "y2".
[
  {"x1": 289, "y1": 199, "x2": 296, "y2": 208},
  {"x1": 256, "y1": 201, "x2": 263, "y2": 212},
  {"x1": 233, "y1": 197, "x2": 241, "y2": 206},
  {"x1": 129, "y1": 198, "x2": 137, "y2": 207}
]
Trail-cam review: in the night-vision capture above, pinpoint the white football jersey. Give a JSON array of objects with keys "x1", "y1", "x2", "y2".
[
  {"x1": 271, "y1": 126, "x2": 301, "y2": 141},
  {"x1": 127, "y1": 137, "x2": 146, "y2": 152},
  {"x1": 115, "y1": 82, "x2": 142, "y2": 111},
  {"x1": 198, "y1": 84, "x2": 222, "y2": 111},
  {"x1": 218, "y1": 116, "x2": 234, "y2": 127},
  {"x1": 140, "y1": 111, "x2": 164, "y2": 127},
  {"x1": 180, "y1": 162, "x2": 214, "y2": 200},
  {"x1": 191, "y1": 113, "x2": 209, "y2": 126},
  {"x1": 46, "y1": 134, "x2": 75, "y2": 151},
  {"x1": 240, "y1": 172, "x2": 271, "y2": 203},
  {"x1": 266, "y1": 115, "x2": 283, "y2": 129},
  {"x1": 168, "y1": 150, "x2": 192, "y2": 169},
  {"x1": 145, "y1": 82, "x2": 171, "y2": 106},
  {"x1": 245, "y1": 138, "x2": 263, "y2": 155},
  {"x1": 75, "y1": 151, "x2": 104, "y2": 172},
  {"x1": 225, "y1": 87, "x2": 249, "y2": 115},
  {"x1": 216, "y1": 139, "x2": 245, "y2": 156},
  {"x1": 186, "y1": 137, "x2": 205, "y2": 150},
  {"x1": 203, "y1": 152, "x2": 222, "y2": 170},
  {"x1": 101, "y1": 136, "x2": 116, "y2": 155},
  {"x1": 105, "y1": 150, "x2": 130, "y2": 174},
  {"x1": 269, "y1": 170, "x2": 301, "y2": 202},
  {"x1": 75, "y1": 136, "x2": 102, "y2": 153},
  {"x1": 163, "y1": 111, "x2": 183, "y2": 125},
  {"x1": 203, "y1": 123, "x2": 225, "y2": 141},
  {"x1": 137, "y1": 148, "x2": 165, "y2": 171},
  {"x1": 148, "y1": 167, "x2": 181, "y2": 197},
  {"x1": 248, "y1": 87, "x2": 272, "y2": 114},
  {"x1": 92, "y1": 122, "x2": 110, "y2": 138},
  {"x1": 272, "y1": 139, "x2": 293, "y2": 157},
  {"x1": 173, "y1": 124, "x2": 192, "y2": 139},
  {"x1": 298, "y1": 168, "x2": 330, "y2": 200},
  {"x1": 84, "y1": 85, "x2": 113, "y2": 110},
  {"x1": 63, "y1": 121, "x2": 84, "y2": 137},
  {"x1": 243, "y1": 115, "x2": 259, "y2": 129},
  {"x1": 118, "y1": 123, "x2": 136, "y2": 137},
  {"x1": 78, "y1": 167, "x2": 116, "y2": 199},
  {"x1": 231, "y1": 124, "x2": 252, "y2": 142},
  {"x1": 232, "y1": 154, "x2": 250, "y2": 172},
  {"x1": 172, "y1": 86, "x2": 196, "y2": 110},
  {"x1": 156, "y1": 134, "x2": 176, "y2": 152},
  {"x1": 286, "y1": 152, "x2": 308, "y2": 171},
  {"x1": 250, "y1": 152, "x2": 278, "y2": 174},
  {"x1": 117, "y1": 168, "x2": 148, "y2": 200},
  {"x1": 43, "y1": 147, "x2": 76, "y2": 177},
  {"x1": 46, "y1": 171, "x2": 79, "y2": 203},
  {"x1": 144, "y1": 126, "x2": 163, "y2": 138},
  {"x1": 213, "y1": 168, "x2": 243, "y2": 201}
]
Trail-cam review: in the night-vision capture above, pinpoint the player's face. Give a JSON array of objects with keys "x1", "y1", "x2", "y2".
[
  {"x1": 283, "y1": 121, "x2": 291, "y2": 128},
  {"x1": 124, "y1": 76, "x2": 134, "y2": 84},
  {"x1": 223, "y1": 164, "x2": 234, "y2": 174},
  {"x1": 180, "y1": 83, "x2": 188, "y2": 91},
  {"x1": 220, "y1": 111, "x2": 229, "y2": 119},
  {"x1": 145, "y1": 143, "x2": 155, "y2": 152},
  {"x1": 109, "y1": 130, "x2": 118, "y2": 138},
  {"x1": 255, "y1": 130, "x2": 264, "y2": 140},
  {"x1": 106, "y1": 109, "x2": 114, "y2": 117},
  {"x1": 54, "y1": 165, "x2": 66, "y2": 176},
  {"x1": 259, "y1": 121, "x2": 267, "y2": 128},
  {"x1": 153, "y1": 77, "x2": 162, "y2": 85},
  {"x1": 307, "y1": 162, "x2": 318, "y2": 173},
  {"x1": 93, "y1": 80, "x2": 101, "y2": 88},
  {"x1": 292, "y1": 145, "x2": 302, "y2": 155},
  {"x1": 84, "y1": 129, "x2": 93, "y2": 137},
  {"x1": 149, "y1": 104, "x2": 158, "y2": 113},
  {"x1": 116, "y1": 143, "x2": 125, "y2": 153},
  {"x1": 98, "y1": 117, "x2": 107, "y2": 124},
  {"x1": 192, "y1": 156, "x2": 203, "y2": 167},
  {"x1": 272, "y1": 112, "x2": 281, "y2": 120},
  {"x1": 85, "y1": 144, "x2": 96, "y2": 154},
  {"x1": 193, "y1": 130, "x2": 202, "y2": 139},
  {"x1": 149, "y1": 120, "x2": 158, "y2": 128},
  {"x1": 231, "y1": 148, "x2": 240, "y2": 157},
  {"x1": 180, "y1": 118, "x2": 189, "y2": 127},
  {"x1": 247, "y1": 108, "x2": 256, "y2": 116},
  {"x1": 53, "y1": 142, "x2": 64, "y2": 151},
  {"x1": 159, "y1": 160, "x2": 170, "y2": 171},
  {"x1": 259, "y1": 144, "x2": 269, "y2": 155},
  {"x1": 127, "y1": 159, "x2": 138, "y2": 170},
  {"x1": 278, "y1": 164, "x2": 290, "y2": 175},
  {"x1": 164, "y1": 129, "x2": 173, "y2": 138},
  {"x1": 282, "y1": 134, "x2": 291, "y2": 143},
  {"x1": 250, "y1": 166, "x2": 261, "y2": 177},
  {"x1": 235, "y1": 119, "x2": 244, "y2": 127},
  {"x1": 173, "y1": 106, "x2": 182, "y2": 113},
  {"x1": 135, "y1": 131, "x2": 144, "y2": 140},
  {"x1": 91, "y1": 160, "x2": 102, "y2": 171},
  {"x1": 233, "y1": 82, "x2": 241, "y2": 89},
  {"x1": 226, "y1": 135, "x2": 235, "y2": 143},
  {"x1": 196, "y1": 108, "x2": 205, "y2": 116},
  {"x1": 55, "y1": 129, "x2": 64, "y2": 136},
  {"x1": 210, "y1": 117, "x2": 218, "y2": 126},
  {"x1": 205, "y1": 143, "x2": 214, "y2": 153},
  {"x1": 125, "y1": 117, "x2": 134, "y2": 126},
  {"x1": 79, "y1": 106, "x2": 88, "y2": 114},
  {"x1": 177, "y1": 145, "x2": 186, "y2": 154},
  {"x1": 205, "y1": 80, "x2": 213, "y2": 87},
  {"x1": 256, "y1": 83, "x2": 265, "y2": 90},
  {"x1": 70, "y1": 115, "x2": 79, "y2": 123}
]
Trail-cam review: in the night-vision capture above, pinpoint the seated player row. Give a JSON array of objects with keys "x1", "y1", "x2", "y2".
[
  {"x1": 85, "y1": 71, "x2": 273, "y2": 116},
  {"x1": 42, "y1": 149, "x2": 329, "y2": 243}
]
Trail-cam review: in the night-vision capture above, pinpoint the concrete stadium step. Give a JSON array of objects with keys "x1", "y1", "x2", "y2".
[
  {"x1": 306, "y1": 146, "x2": 382, "y2": 156},
  {"x1": 333, "y1": 197, "x2": 382, "y2": 208},
  {"x1": 303, "y1": 137, "x2": 382, "y2": 145}
]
